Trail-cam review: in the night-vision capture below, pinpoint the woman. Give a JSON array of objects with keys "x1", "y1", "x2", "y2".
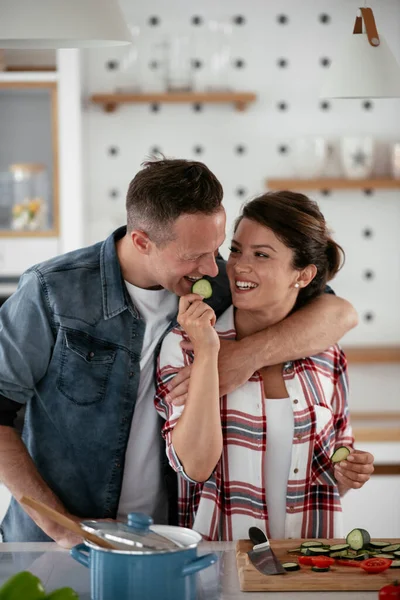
[{"x1": 155, "y1": 191, "x2": 374, "y2": 541}]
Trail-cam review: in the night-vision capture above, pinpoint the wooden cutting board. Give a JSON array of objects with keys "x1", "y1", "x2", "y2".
[{"x1": 236, "y1": 538, "x2": 400, "y2": 592}]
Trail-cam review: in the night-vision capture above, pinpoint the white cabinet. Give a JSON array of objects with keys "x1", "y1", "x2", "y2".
[{"x1": 0, "y1": 238, "x2": 59, "y2": 275}]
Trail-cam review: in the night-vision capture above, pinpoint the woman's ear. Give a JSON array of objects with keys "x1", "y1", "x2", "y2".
[{"x1": 296, "y1": 264, "x2": 317, "y2": 289}]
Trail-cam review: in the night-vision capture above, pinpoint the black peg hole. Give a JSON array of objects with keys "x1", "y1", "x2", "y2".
[
  {"x1": 148, "y1": 16, "x2": 160, "y2": 26},
  {"x1": 277, "y1": 14, "x2": 289, "y2": 25},
  {"x1": 106, "y1": 60, "x2": 119, "y2": 71}
]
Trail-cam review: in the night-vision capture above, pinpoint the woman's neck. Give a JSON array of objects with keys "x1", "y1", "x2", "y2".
[{"x1": 234, "y1": 300, "x2": 296, "y2": 340}]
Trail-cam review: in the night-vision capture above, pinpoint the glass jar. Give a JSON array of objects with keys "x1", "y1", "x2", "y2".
[
  {"x1": 114, "y1": 25, "x2": 143, "y2": 93},
  {"x1": 165, "y1": 35, "x2": 193, "y2": 92},
  {"x1": 9, "y1": 163, "x2": 49, "y2": 231}
]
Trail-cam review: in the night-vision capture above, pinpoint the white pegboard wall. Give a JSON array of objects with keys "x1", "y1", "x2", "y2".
[{"x1": 83, "y1": 0, "x2": 400, "y2": 346}]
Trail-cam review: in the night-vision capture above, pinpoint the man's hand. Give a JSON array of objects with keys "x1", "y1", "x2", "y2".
[
  {"x1": 216, "y1": 338, "x2": 255, "y2": 396},
  {"x1": 164, "y1": 365, "x2": 192, "y2": 406},
  {"x1": 334, "y1": 449, "x2": 374, "y2": 493},
  {"x1": 49, "y1": 515, "x2": 116, "y2": 549},
  {"x1": 167, "y1": 338, "x2": 255, "y2": 405}
]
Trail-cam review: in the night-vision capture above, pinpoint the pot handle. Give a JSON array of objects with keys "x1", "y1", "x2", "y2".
[
  {"x1": 181, "y1": 553, "x2": 218, "y2": 577},
  {"x1": 70, "y1": 543, "x2": 90, "y2": 568}
]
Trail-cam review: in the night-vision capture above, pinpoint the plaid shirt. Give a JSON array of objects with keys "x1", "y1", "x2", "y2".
[{"x1": 155, "y1": 305, "x2": 354, "y2": 541}]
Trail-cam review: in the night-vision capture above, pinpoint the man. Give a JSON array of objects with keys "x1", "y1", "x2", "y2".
[{"x1": 0, "y1": 158, "x2": 357, "y2": 545}]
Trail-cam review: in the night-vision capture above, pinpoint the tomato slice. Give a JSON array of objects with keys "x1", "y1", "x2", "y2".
[
  {"x1": 360, "y1": 558, "x2": 392, "y2": 574},
  {"x1": 311, "y1": 556, "x2": 335, "y2": 568},
  {"x1": 336, "y1": 559, "x2": 362, "y2": 568},
  {"x1": 298, "y1": 556, "x2": 314, "y2": 566}
]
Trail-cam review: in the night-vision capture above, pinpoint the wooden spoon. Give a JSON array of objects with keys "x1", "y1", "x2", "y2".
[{"x1": 20, "y1": 495, "x2": 118, "y2": 550}]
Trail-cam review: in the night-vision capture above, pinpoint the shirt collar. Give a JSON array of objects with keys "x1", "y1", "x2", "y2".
[
  {"x1": 214, "y1": 305, "x2": 237, "y2": 339},
  {"x1": 100, "y1": 226, "x2": 137, "y2": 320}
]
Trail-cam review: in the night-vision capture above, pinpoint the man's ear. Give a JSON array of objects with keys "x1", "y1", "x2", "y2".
[
  {"x1": 296, "y1": 264, "x2": 317, "y2": 289},
  {"x1": 130, "y1": 230, "x2": 152, "y2": 255}
]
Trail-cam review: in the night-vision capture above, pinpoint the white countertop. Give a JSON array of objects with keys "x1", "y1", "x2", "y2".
[{"x1": 0, "y1": 542, "x2": 381, "y2": 599}]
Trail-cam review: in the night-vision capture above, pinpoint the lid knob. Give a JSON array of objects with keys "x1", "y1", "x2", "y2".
[{"x1": 127, "y1": 512, "x2": 153, "y2": 533}]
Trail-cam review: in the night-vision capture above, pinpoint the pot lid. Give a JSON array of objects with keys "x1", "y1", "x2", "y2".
[{"x1": 80, "y1": 512, "x2": 185, "y2": 553}]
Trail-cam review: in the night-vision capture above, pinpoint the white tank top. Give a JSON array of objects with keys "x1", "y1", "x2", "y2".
[{"x1": 265, "y1": 397, "x2": 294, "y2": 539}]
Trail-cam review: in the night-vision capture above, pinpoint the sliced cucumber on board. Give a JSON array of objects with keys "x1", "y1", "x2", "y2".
[
  {"x1": 331, "y1": 446, "x2": 351, "y2": 463},
  {"x1": 282, "y1": 562, "x2": 300, "y2": 572},
  {"x1": 301, "y1": 541, "x2": 324, "y2": 548},
  {"x1": 368, "y1": 541, "x2": 391, "y2": 549},
  {"x1": 381, "y1": 544, "x2": 400, "y2": 552},
  {"x1": 390, "y1": 560, "x2": 400, "y2": 568},
  {"x1": 191, "y1": 279, "x2": 212, "y2": 299},
  {"x1": 329, "y1": 544, "x2": 350, "y2": 552},
  {"x1": 346, "y1": 528, "x2": 371, "y2": 551},
  {"x1": 308, "y1": 547, "x2": 331, "y2": 556},
  {"x1": 311, "y1": 566, "x2": 331, "y2": 573},
  {"x1": 330, "y1": 550, "x2": 349, "y2": 558}
]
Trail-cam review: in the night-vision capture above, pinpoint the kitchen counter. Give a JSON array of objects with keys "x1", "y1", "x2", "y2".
[{"x1": 0, "y1": 542, "x2": 382, "y2": 599}]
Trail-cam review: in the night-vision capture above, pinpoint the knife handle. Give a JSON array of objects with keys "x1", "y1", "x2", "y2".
[{"x1": 249, "y1": 526, "x2": 269, "y2": 546}]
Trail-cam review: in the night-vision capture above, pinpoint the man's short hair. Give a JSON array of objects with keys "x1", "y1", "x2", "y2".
[{"x1": 126, "y1": 157, "x2": 224, "y2": 246}]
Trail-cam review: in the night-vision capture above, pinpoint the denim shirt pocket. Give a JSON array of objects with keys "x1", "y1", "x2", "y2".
[
  {"x1": 57, "y1": 328, "x2": 117, "y2": 406},
  {"x1": 311, "y1": 405, "x2": 337, "y2": 487}
]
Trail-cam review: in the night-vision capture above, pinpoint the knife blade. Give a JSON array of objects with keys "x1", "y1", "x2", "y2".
[{"x1": 247, "y1": 527, "x2": 286, "y2": 576}]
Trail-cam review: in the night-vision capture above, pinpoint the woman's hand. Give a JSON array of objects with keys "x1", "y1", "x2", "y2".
[
  {"x1": 334, "y1": 448, "x2": 374, "y2": 492},
  {"x1": 177, "y1": 294, "x2": 219, "y2": 353}
]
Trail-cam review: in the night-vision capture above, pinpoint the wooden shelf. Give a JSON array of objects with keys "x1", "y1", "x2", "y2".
[
  {"x1": 344, "y1": 346, "x2": 400, "y2": 364},
  {"x1": 353, "y1": 426, "x2": 400, "y2": 442},
  {"x1": 351, "y1": 411, "x2": 400, "y2": 443},
  {"x1": 351, "y1": 412, "x2": 400, "y2": 421},
  {"x1": 266, "y1": 178, "x2": 400, "y2": 191},
  {"x1": 0, "y1": 230, "x2": 59, "y2": 238},
  {"x1": 91, "y1": 91, "x2": 257, "y2": 112},
  {"x1": 0, "y1": 72, "x2": 57, "y2": 84}
]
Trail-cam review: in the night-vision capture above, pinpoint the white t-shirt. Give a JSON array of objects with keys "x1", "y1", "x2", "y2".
[
  {"x1": 265, "y1": 397, "x2": 294, "y2": 539},
  {"x1": 117, "y1": 282, "x2": 178, "y2": 523}
]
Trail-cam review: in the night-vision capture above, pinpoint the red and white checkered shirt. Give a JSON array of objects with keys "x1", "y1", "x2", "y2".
[{"x1": 155, "y1": 306, "x2": 354, "y2": 541}]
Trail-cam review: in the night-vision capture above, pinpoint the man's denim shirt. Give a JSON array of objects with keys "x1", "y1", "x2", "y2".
[{"x1": 0, "y1": 227, "x2": 231, "y2": 541}]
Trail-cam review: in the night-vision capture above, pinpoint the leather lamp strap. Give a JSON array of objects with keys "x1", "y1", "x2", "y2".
[{"x1": 353, "y1": 7, "x2": 380, "y2": 47}]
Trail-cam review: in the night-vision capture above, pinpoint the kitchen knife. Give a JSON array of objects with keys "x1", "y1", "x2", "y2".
[{"x1": 247, "y1": 527, "x2": 286, "y2": 576}]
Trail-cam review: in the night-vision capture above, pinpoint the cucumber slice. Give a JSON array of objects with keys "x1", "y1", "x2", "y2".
[
  {"x1": 288, "y1": 547, "x2": 302, "y2": 553},
  {"x1": 390, "y1": 560, "x2": 400, "y2": 568},
  {"x1": 331, "y1": 446, "x2": 351, "y2": 463},
  {"x1": 346, "y1": 528, "x2": 371, "y2": 551},
  {"x1": 311, "y1": 566, "x2": 331, "y2": 573},
  {"x1": 329, "y1": 544, "x2": 350, "y2": 552},
  {"x1": 368, "y1": 541, "x2": 391, "y2": 549},
  {"x1": 308, "y1": 548, "x2": 331, "y2": 556},
  {"x1": 394, "y1": 551, "x2": 400, "y2": 558},
  {"x1": 375, "y1": 553, "x2": 395, "y2": 559},
  {"x1": 330, "y1": 550, "x2": 349, "y2": 558},
  {"x1": 301, "y1": 541, "x2": 324, "y2": 548},
  {"x1": 282, "y1": 562, "x2": 300, "y2": 572},
  {"x1": 191, "y1": 279, "x2": 212, "y2": 299},
  {"x1": 354, "y1": 553, "x2": 370, "y2": 561},
  {"x1": 381, "y1": 544, "x2": 400, "y2": 552}
]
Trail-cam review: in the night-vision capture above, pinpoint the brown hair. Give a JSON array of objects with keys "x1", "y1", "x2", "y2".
[
  {"x1": 234, "y1": 191, "x2": 344, "y2": 309},
  {"x1": 126, "y1": 157, "x2": 223, "y2": 245}
]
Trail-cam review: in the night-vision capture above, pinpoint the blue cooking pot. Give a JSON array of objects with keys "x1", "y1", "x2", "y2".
[{"x1": 70, "y1": 512, "x2": 218, "y2": 600}]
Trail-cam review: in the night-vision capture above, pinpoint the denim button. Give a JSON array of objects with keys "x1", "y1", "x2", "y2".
[
  {"x1": 88, "y1": 351, "x2": 95, "y2": 359},
  {"x1": 129, "y1": 371, "x2": 134, "y2": 377}
]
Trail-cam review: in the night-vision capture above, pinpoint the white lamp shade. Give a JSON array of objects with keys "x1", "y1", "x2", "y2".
[
  {"x1": 321, "y1": 33, "x2": 400, "y2": 98},
  {"x1": 0, "y1": 0, "x2": 132, "y2": 48}
]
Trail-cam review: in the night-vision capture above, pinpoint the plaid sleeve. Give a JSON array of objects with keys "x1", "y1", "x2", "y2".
[
  {"x1": 154, "y1": 327, "x2": 199, "y2": 484},
  {"x1": 331, "y1": 346, "x2": 355, "y2": 450}
]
